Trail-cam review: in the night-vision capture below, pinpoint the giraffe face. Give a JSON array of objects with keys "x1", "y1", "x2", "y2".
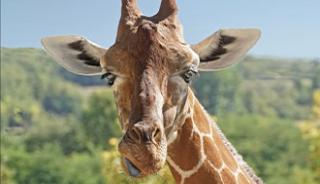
[
  {"x1": 100, "y1": 19, "x2": 200, "y2": 177},
  {"x1": 41, "y1": 0, "x2": 261, "y2": 179}
]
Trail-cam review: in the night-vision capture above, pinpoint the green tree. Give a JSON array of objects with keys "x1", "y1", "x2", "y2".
[
  {"x1": 193, "y1": 68, "x2": 242, "y2": 115},
  {"x1": 23, "y1": 115, "x2": 88, "y2": 155},
  {"x1": 299, "y1": 90, "x2": 320, "y2": 180},
  {"x1": 82, "y1": 90, "x2": 121, "y2": 149},
  {"x1": 3, "y1": 144, "x2": 105, "y2": 184},
  {"x1": 217, "y1": 114, "x2": 316, "y2": 184}
]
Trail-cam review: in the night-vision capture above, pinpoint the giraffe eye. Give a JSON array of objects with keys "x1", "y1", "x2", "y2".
[
  {"x1": 101, "y1": 72, "x2": 117, "y2": 86},
  {"x1": 182, "y1": 68, "x2": 199, "y2": 84}
]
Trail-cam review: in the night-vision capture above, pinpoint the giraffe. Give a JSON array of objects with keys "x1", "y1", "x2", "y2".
[{"x1": 41, "y1": 0, "x2": 262, "y2": 183}]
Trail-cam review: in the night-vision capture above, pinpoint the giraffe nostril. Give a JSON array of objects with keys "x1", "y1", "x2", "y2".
[
  {"x1": 153, "y1": 128, "x2": 161, "y2": 142},
  {"x1": 130, "y1": 126, "x2": 142, "y2": 143},
  {"x1": 128, "y1": 122, "x2": 162, "y2": 144}
]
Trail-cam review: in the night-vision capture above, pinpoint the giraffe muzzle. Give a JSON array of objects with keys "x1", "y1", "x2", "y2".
[
  {"x1": 129, "y1": 121, "x2": 162, "y2": 144},
  {"x1": 118, "y1": 120, "x2": 167, "y2": 177}
]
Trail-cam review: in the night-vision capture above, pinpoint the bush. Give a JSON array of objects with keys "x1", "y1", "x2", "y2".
[
  {"x1": 3, "y1": 144, "x2": 105, "y2": 184},
  {"x1": 81, "y1": 90, "x2": 121, "y2": 149},
  {"x1": 218, "y1": 114, "x2": 317, "y2": 184}
]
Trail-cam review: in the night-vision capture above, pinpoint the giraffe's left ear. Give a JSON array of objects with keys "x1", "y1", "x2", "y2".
[{"x1": 192, "y1": 29, "x2": 261, "y2": 71}]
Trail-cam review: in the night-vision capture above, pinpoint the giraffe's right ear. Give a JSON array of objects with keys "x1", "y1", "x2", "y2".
[{"x1": 41, "y1": 35, "x2": 107, "y2": 75}]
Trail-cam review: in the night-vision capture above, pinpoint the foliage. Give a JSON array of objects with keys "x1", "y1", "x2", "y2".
[
  {"x1": 217, "y1": 114, "x2": 318, "y2": 184},
  {"x1": 1, "y1": 48, "x2": 82, "y2": 129},
  {"x1": 194, "y1": 57, "x2": 319, "y2": 119},
  {"x1": 312, "y1": 89, "x2": 320, "y2": 118},
  {"x1": 1, "y1": 48, "x2": 319, "y2": 183},
  {"x1": 23, "y1": 116, "x2": 89, "y2": 154},
  {"x1": 2, "y1": 142, "x2": 105, "y2": 184},
  {"x1": 193, "y1": 67, "x2": 242, "y2": 115},
  {"x1": 82, "y1": 90, "x2": 121, "y2": 149},
  {"x1": 299, "y1": 90, "x2": 320, "y2": 181}
]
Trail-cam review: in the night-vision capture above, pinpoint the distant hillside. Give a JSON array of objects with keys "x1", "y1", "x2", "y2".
[
  {"x1": 194, "y1": 56, "x2": 320, "y2": 119},
  {"x1": 1, "y1": 48, "x2": 319, "y2": 121},
  {"x1": 1, "y1": 48, "x2": 319, "y2": 184}
]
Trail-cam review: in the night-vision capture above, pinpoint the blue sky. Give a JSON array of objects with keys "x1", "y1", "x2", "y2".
[{"x1": 1, "y1": 0, "x2": 320, "y2": 58}]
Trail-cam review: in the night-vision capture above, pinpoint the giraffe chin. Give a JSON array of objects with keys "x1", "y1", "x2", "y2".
[{"x1": 121, "y1": 156, "x2": 164, "y2": 178}]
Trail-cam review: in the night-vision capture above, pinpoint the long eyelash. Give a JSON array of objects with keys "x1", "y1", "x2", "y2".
[
  {"x1": 182, "y1": 67, "x2": 199, "y2": 84},
  {"x1": 190, "y1": 65, "x2": 199, "y2": 75},
  {"x1": 101, "y1": 72, "x2": 116, "y2": 80},
  {"x1": 101, "y1": 73, "x2": 110, "y2": 80},
  {"x1": 101, "y1": 72, "x2": 116, "y2": 86}
]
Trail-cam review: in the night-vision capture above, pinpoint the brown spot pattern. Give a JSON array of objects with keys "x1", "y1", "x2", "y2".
[
  {"x1": 203, "y1": 137, "x2": 223, "y2": 169},
  {"x1": 221, "y1": 168, "x2": 236, "y2": 184},
  {"x1": 193, "y1": 102, "x2": 210, "y2": 134},
  {"x1": 238, "y1": 173, "x2": 250, "y2": 184},
  {"x1": 212, "y1": 128, "x2": 238, "y2": 172},
  {"x1": 168, "y1": 118, "x2": 201, "y2": 170},
  {"x1": 184, "y1": 163, "x2": 223, "y2": 184}
]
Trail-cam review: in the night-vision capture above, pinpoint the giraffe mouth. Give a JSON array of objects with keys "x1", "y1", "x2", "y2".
[{"x1": 124, "y1": 157, "x2": 141, "y2": 177}]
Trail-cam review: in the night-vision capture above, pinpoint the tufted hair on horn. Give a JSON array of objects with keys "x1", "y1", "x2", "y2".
[
  {"x1": 154, "y1": 0, "x2": 178, "y2": 21},
  {"x1": 117, "y1": 0, "x2": 180, "y2": 40},
  {"x1": 121, "y1": 0, "x2": 141, "y2": 19},
  {"x1": 117, "y1": 0, "x2": 141, "y2": 40}
]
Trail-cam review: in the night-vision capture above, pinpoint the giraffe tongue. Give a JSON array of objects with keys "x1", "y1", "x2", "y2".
[{"x1": 124, "y1": 158, "x2": 141, "y2": 177}]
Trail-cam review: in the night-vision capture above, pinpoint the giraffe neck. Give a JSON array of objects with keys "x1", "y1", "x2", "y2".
[{"x1": 166, "y1": 90, "x2": 263, "y2": 184}]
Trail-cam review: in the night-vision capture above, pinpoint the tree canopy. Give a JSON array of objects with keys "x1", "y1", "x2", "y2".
[{"x1": 1, "y1": 48, "x2": 319, "y2": 183}]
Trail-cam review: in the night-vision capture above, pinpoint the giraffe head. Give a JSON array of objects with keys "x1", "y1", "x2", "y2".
[{"x1": 41, "y1": 0, "x2": 260, "y2": 178}]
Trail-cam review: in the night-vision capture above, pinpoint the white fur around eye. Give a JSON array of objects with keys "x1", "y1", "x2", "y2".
[
  {"x1": 170, "y1": 75, "x2": 186, "y2": 85},
  {"x1": 111, "y1": 76, "x2": 124, "y2": 90},
  {"x1": 188, "y1": 45, "x2": 200, "y2": 66}
]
